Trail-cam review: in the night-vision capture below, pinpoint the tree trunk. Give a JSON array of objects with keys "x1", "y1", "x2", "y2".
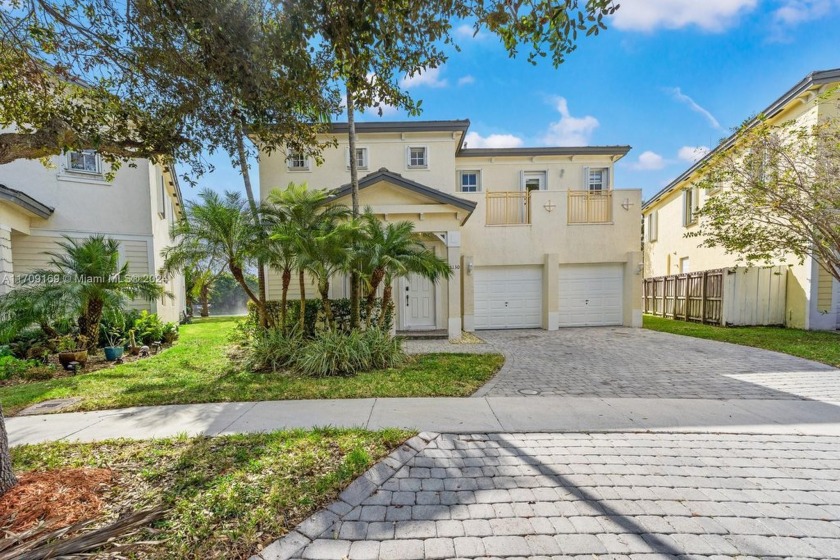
[
  {"x1": 379, "y1": 281, "x2": 393, "y2": 329},
  {"x1": 298, "y1": 269, "x2": 307, "y2": 332},
  {"x1": 319, "y1": 279, "x2": 333, "y2": 330},
  {"x1": 281, "y1": 267, "x2": 291, "y2": 334},
  {"x1": 235, "y1": 122, "x2": 268, "y2": 329},
  {"x1": 200, "y1": 286, "x2": 210, "y2": 317},
  {"x1": 83, "y1": 298, "x2": 104, "y2": 350},
  {"x1": 346, "y1": 85, "x2": 361, "y2": 330},
  {"x1": 0, "y1": 404, "x2": 17, "y2": 497},
  {"x1": 365, "y1": 267, "x2": 385, "y2": 327}
]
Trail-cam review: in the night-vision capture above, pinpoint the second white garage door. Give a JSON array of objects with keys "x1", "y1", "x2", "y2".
[
  {"x1": 474, "y1": 266, "x2": 542, "y2": 329},
  {"x1": 558, "y1": 264, "x2": 624, "y2": 327}
]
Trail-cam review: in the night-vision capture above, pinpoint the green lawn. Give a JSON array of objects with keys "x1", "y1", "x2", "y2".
[
  {"x1": 644, "y1": 314, "x2": 840, "y2": 367},
  {"x1": 11, "y1": 428, "x2": 412, "y2": 559},
  {"x1": 0, "y1": 317, "x2": 504, "y2": 415}
]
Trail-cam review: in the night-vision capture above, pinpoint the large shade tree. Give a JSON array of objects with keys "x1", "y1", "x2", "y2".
[{"x1": 690, "y1": 108, "x2": 840, "y2": 281}]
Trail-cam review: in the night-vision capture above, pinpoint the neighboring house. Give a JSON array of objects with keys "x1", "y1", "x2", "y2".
[
  {"x1": 0, "y1": 151, "x2": 186, "y2": 323},
  {"x1": 642, "y1": 68, "x2": 840, "y2": 330},
  {"x1": 258, "y1": 120, "x2": 642, "y2": 339}
]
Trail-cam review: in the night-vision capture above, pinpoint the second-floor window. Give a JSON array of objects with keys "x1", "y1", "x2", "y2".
[
  {"x1": 407, "y1": 146, "x2": 427, "y2": 169},
  {"x1": 647, "y1": 210, "x2": 658, "y2": 242},
  {"x1": 287, "y1": 151, "x2": 309, "y2": 171},
  {"x1": 347, "y1": 147, "x2": 368, "y2": 170},
  {"x1": 67, "y1": 150, "x2": 101, "y2": 174},
  {"x1": 459, "y1": 170, "x2": 480, "y2": 192},
  {"x1": 683, "y1": 186, "x2": 699, "y2": 227},
  {"x1": 588, "y1": 167, "x2": 608, "y2": 191}
]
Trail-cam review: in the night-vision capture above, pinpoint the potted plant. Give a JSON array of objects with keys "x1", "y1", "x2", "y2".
[
  {"x1": 101, "y1": 311, "x2": 126, "y2": 361},
  {"x1": 55, "y1": 335, "x2": 89, "y2": 369},
  {"x1": 103, "y1": 329, "x2": 125, "y2": 361}
]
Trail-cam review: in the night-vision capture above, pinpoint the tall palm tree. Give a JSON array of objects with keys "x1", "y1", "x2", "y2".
[
  {"x1": 0, "y1": 235, "x2": 166, "y2": 348},
  {"x1": 356, "y1": 211, "x2": 452, "y2": 328},
  {"x1": 299, "y1": 218, "x2": 357, "y2": 329},
  {"x1": 161, "y1": 189, "x2": 266, "y2": 324},
  {"x1": 265, "y1": 183, "x2": 350, "y2": 331}
]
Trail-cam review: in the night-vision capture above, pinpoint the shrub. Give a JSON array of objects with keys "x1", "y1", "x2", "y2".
[
  {"x1": 362, "y1": 328, "x2": 406, "y2": 370},
  {"x1": 294, "y1": 329, "x2": 372, "y2": 377},
  {"x1": 133, "y1": 310, "x2": 164, "y2": 344},
  {"x1": 245, "y1": 327, "x2": 304, "y2": 372},
  {"x1": 247, "y1": 298, "x2": 392, "y2": 337},
  {"x1": 0, "y1": 355, "x2": 40, "y2": 381},
  {"x1": 161, "y1": 322, "x2": 179, "y2": 344}
]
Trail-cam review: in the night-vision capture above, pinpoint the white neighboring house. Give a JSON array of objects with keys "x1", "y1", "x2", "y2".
[
  {"x1": 0, "y1": 150, "x2": 186, "y2": 323},
  {"x1": 258, "y1": 120, "x2": 643, "y2": 339}
]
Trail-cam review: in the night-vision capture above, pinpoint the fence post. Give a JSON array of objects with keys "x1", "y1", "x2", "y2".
[
  {"x1": 700, "y1": 271, "x2": 708, "y2": 324},
  {"x1": 660, "y1": 278, "x2": 666, "y2": 317}
]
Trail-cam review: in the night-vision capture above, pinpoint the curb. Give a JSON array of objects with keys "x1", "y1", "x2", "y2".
[{"x1": 249, "y1": 431, "x2": 440, "y2": 560}]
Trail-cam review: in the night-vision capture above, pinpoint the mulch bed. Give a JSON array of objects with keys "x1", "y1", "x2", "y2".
[{"x1": 0, "y1": 468, "x2": 113, "y2": 533}]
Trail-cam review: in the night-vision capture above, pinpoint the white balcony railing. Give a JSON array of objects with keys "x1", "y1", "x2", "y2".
[
  {"x1": 486, "y1": 191, "x2": 530, "y2": 225},
  {"x1": 568, "y1": 191, "x2": 612, "y2": 224}
]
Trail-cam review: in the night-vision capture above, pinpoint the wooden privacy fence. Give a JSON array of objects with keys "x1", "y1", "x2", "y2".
[
  {"x1": 644, "y1": 269, "x2": 724, "y2": 324},
  {"x1": 644, "y1": 266, "x2": 788, "y2": 327}
]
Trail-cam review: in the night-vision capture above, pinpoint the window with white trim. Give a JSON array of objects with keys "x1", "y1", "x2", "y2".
[
  {"x1": 347, "y1": 147, "x2": 368, "y2": 170},
  {"x1": 683, "y1": 186, "x2": 699, "y2": 227},
  {"x1": 458, "y1": 170, "x2": 480, "y2": 192},
  {"x1": 647, "y1": 210, "x2": 658, "y2": 242},
  {"x1": 407, "y1": 146, "x2": 427, "y2": 169},
  {"x1": 588, "y1": 167, "x2": 608, "y2": 191},
  {"x1": 287, "y1": 151, "x2": 309, "y2": 171},
  {"x1": 67, "y1": 150, "x2": 101, "y2": 174}
]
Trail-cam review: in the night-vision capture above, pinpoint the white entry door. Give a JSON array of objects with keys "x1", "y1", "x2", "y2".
[
  {"x1": 401, "y1": 273, "x2": 436, "y2": 329},
  {"x1": 558, "y1": 264, "x2": 624, "y2": 327},
  {"x1": 474, "y1": 266, "x2": 543, "y2": 329}
]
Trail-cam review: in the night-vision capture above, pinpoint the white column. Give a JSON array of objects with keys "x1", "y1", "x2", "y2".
[
  {"x1": 445, "y1": 231, "x2": 462, "y2": 340},
  {"x1": 0, "y1": 226, "x2": 13, "y2": 296}
]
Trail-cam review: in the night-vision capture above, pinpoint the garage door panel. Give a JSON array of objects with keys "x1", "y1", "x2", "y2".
[
  {"x1": 475, "y1": 266, "x2": 543, "y2": 329},
  {"x1": 558, "y1": 264, "x2": 623, "y2": 327}
]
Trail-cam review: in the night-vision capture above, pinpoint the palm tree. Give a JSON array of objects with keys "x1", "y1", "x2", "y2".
[
  {"x1": 0, "y1": 235, "x2": 166, "y2": 349},
  {"x1": 162, "y1": 189, "x2": 267, "y2": 325},
  {"x1": 300, "y1": 218, "x2": 358, "y2": 329},
  {"x1": 356, "y1": 211, "x2": 452, "y2": 328},
  {"x1": 265, "y1": 183, "x2": 350, "y2": 331}
]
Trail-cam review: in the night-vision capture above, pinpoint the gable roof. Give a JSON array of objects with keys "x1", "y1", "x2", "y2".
[
  {"x1": 0, "y1": 184, "x2": 54, "y2": 219},
  {"x1": 331, "y1": 168, "x2": 477, "y2": 214},
  {"x1": 643, "y1": 68, "x2": 840, "y2": 211}
]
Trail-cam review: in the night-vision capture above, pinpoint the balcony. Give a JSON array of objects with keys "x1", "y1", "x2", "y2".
[
  {"x1": 486, "y1": 191, "x2": 530, "y2": 226},
  {"x1": 568, "y1": 191, "x2": 613, "y2": 224}
]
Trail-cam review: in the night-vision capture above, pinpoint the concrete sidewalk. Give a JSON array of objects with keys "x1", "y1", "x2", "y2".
[{"x1": 9, "y1": 396, "x2": 840, "y2": 446}]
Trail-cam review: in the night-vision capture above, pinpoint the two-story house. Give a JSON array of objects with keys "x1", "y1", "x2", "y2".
[
  {"x1": 642, "y1": 68, "x2": 840, "y2": 330},
  {"x1": 259, "y1": 120, "x2": 642, "y2": 339},
  {"x1": 0, "y1": 151, "x2": 186, "y2": 323}
]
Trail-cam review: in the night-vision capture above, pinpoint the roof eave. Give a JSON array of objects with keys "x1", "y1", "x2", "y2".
[{"x1": 0, "y1": 184, "x2": 54, "y2": 219}]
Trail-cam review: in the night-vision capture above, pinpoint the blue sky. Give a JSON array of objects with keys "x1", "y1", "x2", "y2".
[{"x1": 193, "y1": 0, "x2": 840, "y2": 202}]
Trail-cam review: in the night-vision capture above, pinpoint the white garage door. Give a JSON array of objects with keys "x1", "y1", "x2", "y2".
[
  {"x1": 474, "y1": 266, "x2": 542, "y2": 329},
  {"x1": 558, "y1": 264, "x2": 624, "y2": 327}
]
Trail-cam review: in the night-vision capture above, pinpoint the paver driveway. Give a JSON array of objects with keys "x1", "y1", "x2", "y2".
[
  {"x1": 284, "y1": 432, "x2": 840, "y2": 560},
  {"x1": 467, "y1": 328, "x2": 840, "y2": 400}
]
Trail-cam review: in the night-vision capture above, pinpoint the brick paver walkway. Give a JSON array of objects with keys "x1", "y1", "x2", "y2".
[
  {"x1": 468, "y1": 328, "x2": 840, "y2": 400},
  {"x1": 289, "y1": 432, "x2": 840, "y2": 559}
]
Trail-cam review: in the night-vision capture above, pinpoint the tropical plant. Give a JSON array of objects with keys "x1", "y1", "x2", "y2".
[
  {"x1": 162, "y1": 189, "x2": 267, "y2": 324},
  {"x1": 265, "y1": 184, "x2": 351, "y2": 331},
  {"x1": 0, "y1": 236, "x2": 166, "y2": 349},
  {"x1": 356, "y1": 211, "x2": 452, "y2": 328}
]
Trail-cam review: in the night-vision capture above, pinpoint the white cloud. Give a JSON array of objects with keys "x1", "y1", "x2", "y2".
[
  {"x1": 678, "y1": 145, "x2": 711, "y2": 163},
  {"x1": 666, "y1": 87, "x2": 723, "y2": 131},
  {"x1": 401, "y1": 66, "x2": 448, "y2": 89},
  {"x1": 457, "y1": 75, "x2": 475, "y2": 87},
  {"x1": 338, "y1": 75, "x2": 399, "y2": 118},
  {"x1": 541, "y1": 97, "x2": 600, "y2": 146},
  {"x1": 612, "y1": 0, "x2": 757, "y2": 32},
  {"x1": 455, "y1": 23, "x2": 488, "y2": 40},
  {"x1": 463, "y1": 131, "x2": 524, "y2": 149},
  {"x1": 773, "y1": 0, "x2": 839, "y2": 25},
  {"x1": 630, "y1": 151, "x2": 666, "y2": 171}
]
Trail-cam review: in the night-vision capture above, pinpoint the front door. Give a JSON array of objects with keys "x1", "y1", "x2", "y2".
[{"x1": 401, "y1": 273, "x2": 436, "y2": 330}]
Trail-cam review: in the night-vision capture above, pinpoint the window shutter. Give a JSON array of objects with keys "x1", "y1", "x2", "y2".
[
  {"x1": 604, "y1": 168, "x2": 610, "y2": 191},
  {"x1": 519, "y1": 170, "x2": 526, "y2": 191},
  {"x1": 682, "y1": 191, "x2": 688, "y2": 226},
  {"x1": 582, "y1": 166, "x2": 590, "y2": 191},
  {"x1": 405, "y1": 146, "x2": 411, "y2": 167}
]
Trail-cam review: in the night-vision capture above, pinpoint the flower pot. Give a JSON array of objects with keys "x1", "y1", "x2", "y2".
[
  {"x1": 58, "y1": 350, "x2": 88, "y2": 369},
  {"x1": 104, "y1": 346, "x2": 124, "y2": 361}
]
